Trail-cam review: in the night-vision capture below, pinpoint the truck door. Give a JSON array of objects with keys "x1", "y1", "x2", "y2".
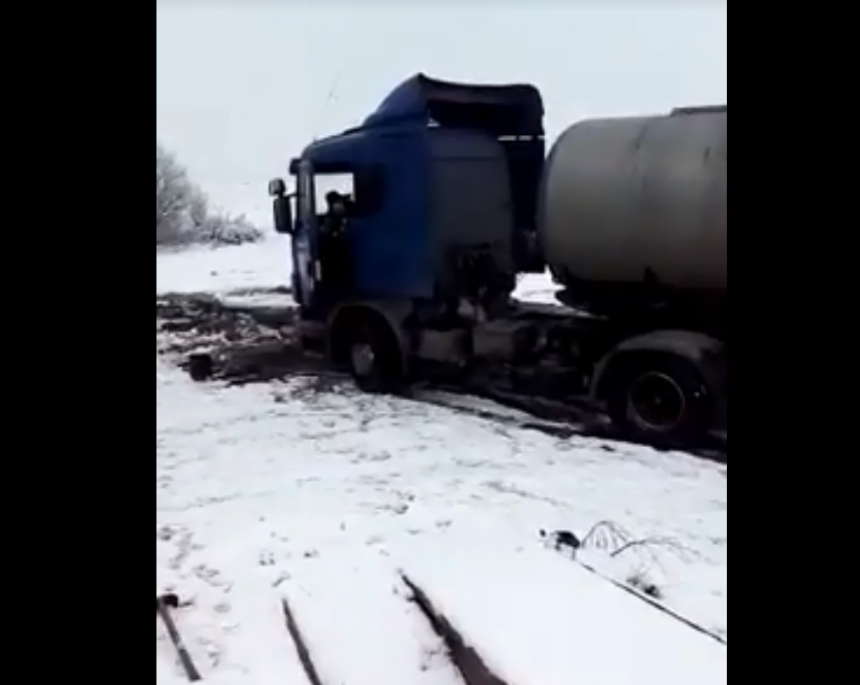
[{"x1": 292, "y1": 159, "x2": 319, "y2": 310}]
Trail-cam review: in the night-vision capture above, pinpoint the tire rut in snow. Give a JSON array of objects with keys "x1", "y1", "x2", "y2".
[
  {"x1": 156, "y1": 597, "x2": 211, "y2": 682},
  {"x1": 281, "y1": 596, "x2": 325, "y2": 685},
  {"x1": 401, "y1": 574, "x2": 509, "y2": 685}
]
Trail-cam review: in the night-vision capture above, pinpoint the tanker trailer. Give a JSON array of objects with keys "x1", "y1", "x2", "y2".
[
  {"x1": 536, "y1": 106, "x2": 727, "y2": 440},
  {"x1": 540, "y1": 106, "x2": 727, "y2": 335}
]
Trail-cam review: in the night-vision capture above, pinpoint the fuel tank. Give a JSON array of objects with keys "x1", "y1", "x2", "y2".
[{"x1": 539, "y1": 106, "x2": 726, "y2": 296}]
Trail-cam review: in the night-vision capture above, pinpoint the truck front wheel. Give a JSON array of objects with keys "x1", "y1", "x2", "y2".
[
  {"x1": 605, "y1": 355, "x2": 712, "y2": 444},
  {"x1": 343, "y1": 316, "x2": 405, "y2": 394}
]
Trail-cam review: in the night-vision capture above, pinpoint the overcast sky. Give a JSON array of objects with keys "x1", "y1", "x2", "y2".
[{"x1": 156, "y1": 1, "x2": 727, "y2": 228}]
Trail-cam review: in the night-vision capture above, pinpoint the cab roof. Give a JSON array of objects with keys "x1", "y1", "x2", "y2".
[{"x1": 361, "y1": 73, "x2": 544, "y2": 137}]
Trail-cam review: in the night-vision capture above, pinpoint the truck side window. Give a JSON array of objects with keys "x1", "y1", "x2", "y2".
[
  {"x1": 314, "y1": 173, "x2": 355, "y2": 215},
  {"x1": 310, "y1": 167, "x2": 384, "y2": 219}
]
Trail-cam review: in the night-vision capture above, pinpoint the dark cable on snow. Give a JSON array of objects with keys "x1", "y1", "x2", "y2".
[{"x1": 542, "y1": 529, "x2": 727, "y2": 647}]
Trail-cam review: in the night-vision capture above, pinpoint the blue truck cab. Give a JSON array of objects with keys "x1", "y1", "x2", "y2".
[{"x1": 269, "y1": 74, "x2": 546, "y2": 386}]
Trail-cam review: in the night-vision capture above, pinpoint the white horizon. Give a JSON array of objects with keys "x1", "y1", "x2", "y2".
[{"x1": 157, "y1": 1, "x2": 727, "y2": 229}]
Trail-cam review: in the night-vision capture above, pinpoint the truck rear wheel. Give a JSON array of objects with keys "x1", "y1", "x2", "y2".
[
  {"x1": 343, "y1": 317, "x2": 405, "y2": 394},
  {"x1": 605, "y1": 355, "x2": 711, "y2": 444}
]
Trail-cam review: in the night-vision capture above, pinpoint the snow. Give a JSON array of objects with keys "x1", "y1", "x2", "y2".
[
  {"x1": 398, "y1": 535, "x2": 726, "y2": 685},
  {"x1": 284, "y1": 552, "x2": 461, "y2": 685},
  {"x1": 156, "y1": 236, "x2": 293, "y2": 296},
  {"x1": 157, "y1": 242, "x2": 727, "y2": 683},
  {"x1": 514, "y1": 272, "x2": 563, "y2": 304}
]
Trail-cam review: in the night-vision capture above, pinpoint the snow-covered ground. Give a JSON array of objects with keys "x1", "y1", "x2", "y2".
[
  {"x1": 156, "y1": 238, "x2": 727, "y2": 684},
  {"x1": 156, "y1": 237, "x2": 293, "y2": 297}
]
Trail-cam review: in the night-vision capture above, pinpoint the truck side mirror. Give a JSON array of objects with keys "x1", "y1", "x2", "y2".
[
  {"x1": 268, "y1": 178, "x2": 286, "y2": 197},
  {"x1": 269, "y1": 177, "x2": 294, "y2": 234},
  {"x1": 273, "y1": 195, "x2": 293, "y2": 235}
]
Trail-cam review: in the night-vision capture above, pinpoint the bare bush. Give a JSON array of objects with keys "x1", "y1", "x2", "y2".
[
  {"x1": 156, "y1": 142, "x2": 264, "y2": 248},
  {"x1": 580, "y1": 520, "x2": 698, "y2": 566},
  {"x1": 195, "y1": 210, "x2": 264, "y2": 246},
  {"x1": 579, "y1": 520, "x2": 631, "y2": 552},
  {"x1": 156, "y1": 144, "x2": 193, "y2": 245}
]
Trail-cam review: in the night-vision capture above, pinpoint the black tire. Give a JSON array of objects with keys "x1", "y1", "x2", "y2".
[
  {"x1": 187, "y1": 353, "x2": 214, "y2": 382},
  {"x1": 344, "y1": 318, "x2": 404, "y2": 394},
  {"x1": 605, "y1": 355, "x2": 712, "y2": 444}
]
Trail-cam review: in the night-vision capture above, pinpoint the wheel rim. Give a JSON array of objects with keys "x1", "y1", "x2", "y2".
[
  {"x1": 626, "y1": 371, "x2": 687, "y2": 432},
  {"x1": 350, "y1": 342, "x2": 375, "y2": 377}
]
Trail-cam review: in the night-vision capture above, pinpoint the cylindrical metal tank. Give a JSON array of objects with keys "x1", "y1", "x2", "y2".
[{"x1": 539, "y1": 107, "x2": 726, "y2": 294}]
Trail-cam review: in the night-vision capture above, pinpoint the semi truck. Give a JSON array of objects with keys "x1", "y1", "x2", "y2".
[{"x1": 268, "y1": 74, "x2": 727, "y2": 447}]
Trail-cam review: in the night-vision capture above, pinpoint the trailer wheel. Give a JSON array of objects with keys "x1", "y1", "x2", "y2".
[
  {"x1": 606, "y1": 355, "x2": 711, "y2": 443},
  {"x1": 343, "y1": 316, "x2": 405, "y2": 394}
]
